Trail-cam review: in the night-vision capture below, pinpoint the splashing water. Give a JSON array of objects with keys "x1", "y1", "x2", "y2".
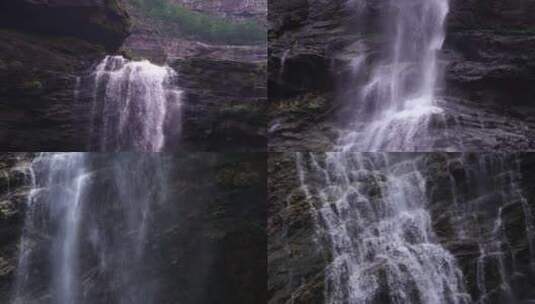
[
  {"x1": 339, "y1": 0, "x2": 450, "y2": 151},
  {"x1": 296, "y1": 153, "x2": 470, "y2": 304},
  {"x1": 90, "y1": 56, "x2": 182, "y2": 152}
]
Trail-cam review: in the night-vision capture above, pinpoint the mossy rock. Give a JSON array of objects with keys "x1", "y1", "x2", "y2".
[
  {"x1": 20, "y1": 80, "x2": 43, "y2": 91},
  {"x1": 0, "y1": 200, "x2": 14, "y2": 219},
  {"x1": 216, "y1": 163, "x2": 261, "y2": 188},
  {"x1": 272, "y1": 93, "x2": 328, "y2": 114}
]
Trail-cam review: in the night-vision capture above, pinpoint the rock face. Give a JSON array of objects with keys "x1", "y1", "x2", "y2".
[
  {"x1": 0, "y1": 0, "x2": 130, "y2": 150},
  {"x1": 267, "y1": 0, "x2": 376, "y2": 151},
  {"x1": 172, "y1": 0, "x2": 266, "y2": 22},
  {"x1": 0, "y1": 153, "x2": 33, "y2": 299},
  {"x1": 0, "y1": 0, "x2": 130, "y2": 51},
  {"x1": 269, "y1": 153, "x2": 535, "y2": 303},
  {"x1": 125, "y1": 33, "x2": 267, "y2": 64},
  {"x1": 443, "y1": 0, "x2": 535, "y2": 149},
  {"x1": 268, "y1": 153, "x2": 327, "y2": 304},
  {"x1": 423, "y1": 153, "x2": 535, "y2": 303},
  {"x1": 173, "y1": 58, "x2": 267, "y2": 151},
  {"x1": 0, "y1": 153, "x2": 266, "y2": 303},
  {"x1": 448, "y1": 0, "x2": 535, "y2": 29},
  {"x1": 268, "y1": 0, "x2": 535, "y2": 151},
  {"x1": 122, "y1": 0, "x2": 267, "y2": 64}
]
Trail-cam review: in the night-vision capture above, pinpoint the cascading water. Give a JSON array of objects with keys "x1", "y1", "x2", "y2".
[
  {"x1": 11, "y1": 153, "x2": 168, "y2": 304},
  {"x1": 88, "y1": 56, "x2": 182, "y2": 152},
  {"x1": 292, "y1": 152, "x2": 535, "y2": 303},
  {"x1": 297, "y1": 153, "x2": 470, "y2": 304},
  {"x1": 339, "y1": 0, "x2": 450, "y2": 151}
]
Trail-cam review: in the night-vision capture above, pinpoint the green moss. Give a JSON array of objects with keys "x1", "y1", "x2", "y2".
[
  {"x1": 273, "y1": 94, "x2": 327, "y2": 113},
  {"x1": 119, "y1": 48, "x2": 145, "y2": 61},
  {"x1": 21, "y1": 80, "x2": 43, "y2": 91},
  {"x1": 220, "y1": 102, "x2": 263, "y2": 115},
  {"x1": 129, "y1": 0, "x2": 265, "y2": 45},
  {"x1": 216, "y1": 164, "x2": 260, "y2": 188},
  {"x1": 0, "y1": 200, "x2": 16, "y2": 219},
  {"x1": 0, "y1": 256, "x2": 14, "y2": 277}
]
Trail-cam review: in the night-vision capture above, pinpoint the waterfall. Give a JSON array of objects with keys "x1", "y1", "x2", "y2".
[
  {"x1": 293, "y1": 153, "x2": 535, "y2": 303},
  {"x1": 279, "y1": 49, "x2": 290, "y2": 80},
  {"x1": 89, "y1": 56, "x2": 182, "y2": 152},
  {"x1": 339, "y1": 0, "x2": 450, "y2": 151},
  {"x1": 11, "y1": 153, "x2": 168, "y2": 304},
  {"x1": 297, "y1": 153, "x2": 469, "y2": 304}
]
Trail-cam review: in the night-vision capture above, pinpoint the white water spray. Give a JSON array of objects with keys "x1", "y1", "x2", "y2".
[
  {"x1": 11, "y1": 153, "x2": 168, "y2": 304},
  {"x1": 90, "y1": 56, "x2": 182, "y2": 152},
  {"x1": 339, "y1": 0, "x2": 450, "y2": 151},
  {"x1": 297, "y1": 153, "x2": 469, "y2": 304}
]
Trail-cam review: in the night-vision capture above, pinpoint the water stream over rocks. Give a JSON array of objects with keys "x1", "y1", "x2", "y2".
[{"x1": 293, "y1": 152, "x2": 535, "y2": 303}]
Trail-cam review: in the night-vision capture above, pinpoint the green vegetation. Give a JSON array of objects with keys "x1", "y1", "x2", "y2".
[
  {"x1": 130, "y1": 0, "x2": 265, "y2": 45},
  {"x1": 21, "y1": 80, "x2": 43, "y2": 91}
]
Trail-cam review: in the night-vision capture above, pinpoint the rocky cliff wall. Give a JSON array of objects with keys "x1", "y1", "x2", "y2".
[
  {"x1": 172, "y1": 0, "x2": 266, "y2": 22},
  {"x1": 172, "y1": 58, "x2": 267, "y2": 151},
  {"x1": 0, "y1": 0, "x2": 130, "y2": 150},
  {"x1": 0, "y1": 0, "x2": 130, "y2": 51},
  {"x1": 122, "y1": 0, "x2": 266, "y2": 64},
  {"x1": 0, "y1": 153, "x2": 34, "y2": 299}
]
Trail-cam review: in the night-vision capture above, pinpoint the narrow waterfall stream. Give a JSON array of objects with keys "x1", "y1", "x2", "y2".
[
  {"x1": 11, "y1": 153, "x2": 168, "y2": 304},
  {"x1": 87, "y1": 56, "x2": 182, "y2": 152},
  {"x1": 446, "y1": 154, "x2": 535, "y2": 304},
  {"x1": 339, "y1": 0, "x2": 450, "y2": 151},
  {"x1": 294, "y1": 153, "x2": 535, "y2": 304}
]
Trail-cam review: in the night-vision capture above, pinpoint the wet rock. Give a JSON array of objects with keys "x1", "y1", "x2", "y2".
[
  {"x1": 268, "y1": 153, "x2": 329, "y2": 304},
  {"x1": 171, "y1": 0, "x2": 266, "y2": 23},
  {"x1": 172, "y1": 58, "x2": 267, "y2": 151},
  {"x1": 0, "y1": 153, "x2": 32, "y2": 300},
  {"x1": 0, "y1": 1, "x2": 130, "y2": 150}
]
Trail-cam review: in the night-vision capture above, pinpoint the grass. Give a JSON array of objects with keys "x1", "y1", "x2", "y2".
[{"x1": 130, "y1": 0, "x2": 265, "y2": 45}]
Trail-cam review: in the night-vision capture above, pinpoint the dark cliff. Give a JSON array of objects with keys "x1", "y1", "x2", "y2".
[
  {"x1": 0, "y1": 153, "x2": 33, "y2": 299},
  {"x1": 172, "y1": 58, "x2": 267, "y2": 151},
  {"x1": 0, "y1": 0, "x2": 130, "y2": 150},
  {"x1": 0, "y1": 0, "x2": 130, "y2": 51},
  {"x1": 171, "y1": 0, "x2": 266, "y2": 23}
]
